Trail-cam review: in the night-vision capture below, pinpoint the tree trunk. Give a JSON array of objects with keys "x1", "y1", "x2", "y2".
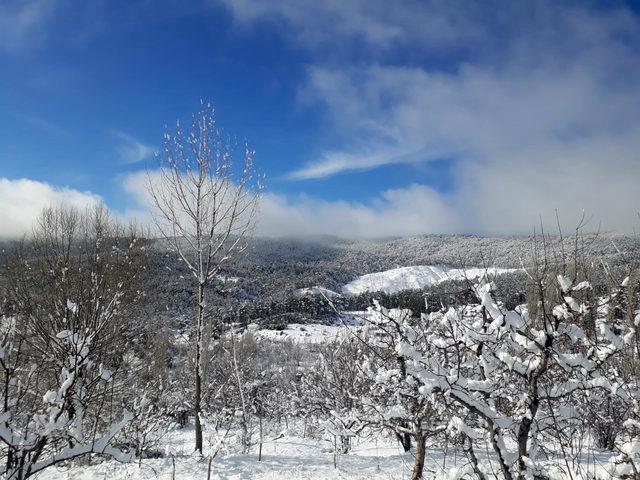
[
  {"x1": 516, "y1": 395, "x2": 539, "y2": 479},
  {"x1": 258, "y1": 415, "x2": 263, "y2": 461},
  {"x1": 341, "y1": 435, "x2": 351, "y2": 454},
  {"x1": 194, "y1": 282, "x2": 204, "y2": 454},
  {"x1": 490, "y1": 427, "x2": 513, "y2": 480},
  {"x1": 396, "y1": 426, "x2": 412, "y2": 452},
  {"x1": 464, "y1": 437, "x2": 487, "y2": 480},
  {"x1": 411, "y1": 430, "x2": 426, "y2": 480},
  {"x1": 516, "y1": 342, "x2": 547, "y2": 479}
]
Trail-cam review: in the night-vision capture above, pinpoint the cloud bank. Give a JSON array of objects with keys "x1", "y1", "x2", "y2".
[
  {"x1": 120, "y1": 170, "x2": 460, "y2": 238},
  {"x1": 0, "y1": 178, "x2": 101, "y2": 239},
  {"x1": 3, "y1": 167, "x2": 638, "y2": 241}
]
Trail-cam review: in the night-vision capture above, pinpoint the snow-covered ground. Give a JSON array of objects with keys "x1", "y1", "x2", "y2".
[
  {"x1": 37, "y1": 430, "x2": 422, "y2": 480},
  {"x1": 35, "y1": 426, "x2": 617, "y2": 480},
  {"x1": 252, "y1": 323, "x2": 351, "y2": 344},
  {"x1": 342, "y1": 265, "x2": 517, "y2": 295},
  {"x1": 250, "y1": 312, "x2": 365, "y2": 344}
]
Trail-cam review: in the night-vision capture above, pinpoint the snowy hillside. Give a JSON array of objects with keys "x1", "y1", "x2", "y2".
[{"x1": 342, "y1": 265, "x2": 517, "y2": 295}]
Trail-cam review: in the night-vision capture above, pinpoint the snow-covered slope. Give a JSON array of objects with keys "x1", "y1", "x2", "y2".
[{"x1": 342, "y1": 265, "x2": 517, "y2": 295}]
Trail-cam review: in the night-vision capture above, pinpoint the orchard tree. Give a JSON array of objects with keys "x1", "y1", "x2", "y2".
[
  {"x1": 355, "y1": 303, "x2": 446, "y2": 480},
  {"x1": 374, "y1": 273, "x2": 633, "y2": 479},
  {"x1": 295, "y1": 335, "x2": 370, "y2": 455},
  {"x1": 0, "y1": 318, "x2": 133, "y2": 479}
]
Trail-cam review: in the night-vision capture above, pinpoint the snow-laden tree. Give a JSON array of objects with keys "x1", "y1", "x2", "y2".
[
  {"x1": 352, "y1": 302, "x2": 448, "y2": 480},
  {"x1": 0, "y1": 317, "x2": 133, "y2": 480},
  {"x1": 294, "y1": 335, "x2": 370, "y2": 455},
  {"x1": 607, "y1": 275, "x2": 640, "y2": 479},
  {"x1": 147, "y1": 101, "x2": 261, "y2": 453}
]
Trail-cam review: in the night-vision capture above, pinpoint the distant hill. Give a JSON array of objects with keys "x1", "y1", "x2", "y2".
[{"x1": 3, "y1": 233, "x2": 639, "y2": 328}]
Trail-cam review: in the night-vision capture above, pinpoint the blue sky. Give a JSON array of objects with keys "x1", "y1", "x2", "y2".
[{"x1": 1, "y1": 1, "x2": 640, "y2": 237}]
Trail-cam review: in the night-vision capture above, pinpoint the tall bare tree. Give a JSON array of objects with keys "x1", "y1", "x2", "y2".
[{"x1": 147, "y1": 102, "x2": 261, "y2": 453}]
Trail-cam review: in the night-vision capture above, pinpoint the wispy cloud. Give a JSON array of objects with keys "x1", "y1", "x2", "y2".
[
  {"x1": 0, "y1": 0, "x2": 59, "y2": 52},
  {"x1": 112, "y1": 130, "x2": 155, "y2": 165},
  {"x1": 0, "y1": 0, "x2": 206, "y2": 55},
  {"x1": 16, "y1": 113, "x2": 70, "y2": 138},
  {"x1": 220, "y1": 0, "x2": 489, "y2": 52},
  {"x1": 286, "y1": 145, "x2": 451, "y2": 180}
]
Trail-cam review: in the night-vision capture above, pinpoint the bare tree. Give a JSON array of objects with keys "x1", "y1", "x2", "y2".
[{"x1": 147, "y1": 102, "x2": 261, "y2": 453}]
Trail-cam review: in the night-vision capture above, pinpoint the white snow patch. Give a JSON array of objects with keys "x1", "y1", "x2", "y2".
[
  {"x1": 216, "y1": 275, "x2": 240, "y2": 283},
  {"x1": 255, "y1": 323, "x2": 354, "y2": 344},
  {"x1": 342, "y1": 265, "x2": 518, "y2": 295},
  {"x1": 294, "y1": 286, "x2": 340, "y2": 298}
]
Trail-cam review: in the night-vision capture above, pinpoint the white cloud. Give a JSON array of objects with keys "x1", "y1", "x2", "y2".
[
  {"x1": 290, "y1": 60, "x2": 640, "y2": 232},
  {"x1": 41, "y1": 158, "x2": 639, "y2": 241},
  {"x1": 6, "y1": 2, "x2": 638, "y2": 239},
  {"x1": 113, "y1": 130, "x2": 155, "y2": 164},
  {"x1": 258, "y1": 185, "x2": 461, "y2": 237},
  {"x1": 0, "y1": 178, "x2": 101, "y2": 239},
  {"x1": 121, "y1": 170, "x2": 461, "y2": 238}
]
